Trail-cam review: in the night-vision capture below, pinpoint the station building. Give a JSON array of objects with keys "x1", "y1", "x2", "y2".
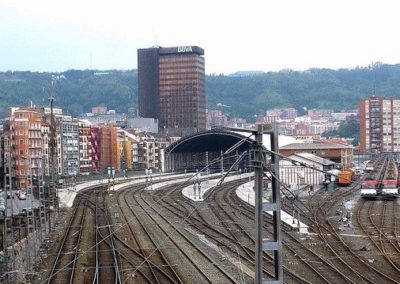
[
  {"x1": 279, "y1": 143, "x2": 353, "y2": 169},
  {"x1": 165, "y1": 129, "x2": 299, "y2": 172},
  {"x1": 165, "y1": 129, "x2": 353, "y2": 190},
  {"x1": 280, "y1": 152, "x2": 336, "y2": 188}
]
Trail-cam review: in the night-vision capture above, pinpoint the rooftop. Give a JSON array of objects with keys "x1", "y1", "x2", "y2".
[
  {"x1": 280, "y1": 142, "x2": 353, "y2": 150},
  {"x1": 291, "y1": 152, "x2": 336, "y2": 166}
]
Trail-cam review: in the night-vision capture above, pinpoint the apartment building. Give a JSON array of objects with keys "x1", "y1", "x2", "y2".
[
  {"x1": 206, "y1": 109, "x2": 228, "y2": 130},
  {"x1": 78, "y1": 120, "x2": 92, "y2": 175},
  {"x1": 359, "y1": 96, "x2": 400, "y2": 153},
  {"x1": 90, "y1": 126, "x2": 100, "y2": 172},
  {"x1": 99, "y1": 124, "x2": 119, "y2": 171},
  {"x1": 9, "y1": 108, "x2": 43, "y2": 189},
  {"x1": 58, "y1": 117, "x2": 79, "y2": 176}
]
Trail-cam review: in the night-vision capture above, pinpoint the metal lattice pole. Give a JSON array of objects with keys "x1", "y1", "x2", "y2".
[
  {"x1": 39, "y1": 157, "x2": 47, "y2": 239},
  {"x1": 48, "y1": 96, "x2": 58, "y2": 231},
  {"x1": 224, "y1": 124, "x2": 283, "y2": 283},
  {"x1": 254, "y1": 125, "x2": 264, "y2": 283},
  {"x1": 26, "y1": 156, "x2": 35, "y2": 271},
  {"x1": 254, "y1": 124, "x2": 283, "y2": 283},
  {"x1": 268, "y1": 124, "x2": 283, "y2": 283}
]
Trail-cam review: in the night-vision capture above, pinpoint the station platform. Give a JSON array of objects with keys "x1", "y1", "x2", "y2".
[
  {"x1": 59, "y1": 174, "x2": 164, "y2": 207},
  {"x1": 59, "y1": 172, "x2": 308, "y2": 233},
  {"x1": 181, "y1": 175, "x2": 308, "y2": 233},
  {"x1": 181, "y1": 173, "x2": 252, "y2": 201},
  {"x1": 236, "y1": 182, "x2": 308, "y2": 234},
  {"x1": 58, "y1": 178, "x2": 110, "y2": 207},
  {"x1": 58, "y1": 173, "x2": 187, "y2": 207}
]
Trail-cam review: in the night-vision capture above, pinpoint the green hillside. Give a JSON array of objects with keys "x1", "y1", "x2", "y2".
[
  {"x1": 1, "y1": 63, "x2": 400, "y2": 120},
  {"x1": 0, "y1": 70, "x2": 137, "y2": 118},
  {"x1": 207, "y1": 63, "x2": 400, "y2": 120}
]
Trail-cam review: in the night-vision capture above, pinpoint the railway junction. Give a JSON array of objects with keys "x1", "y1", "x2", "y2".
[{"x1": 1, "y1": 129, "x2": 400, "y2": 283}]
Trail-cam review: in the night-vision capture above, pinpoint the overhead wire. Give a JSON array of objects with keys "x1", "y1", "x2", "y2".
[
  {"x1": 39, "y1": 153, "x2": 241, "y2": 283},
  {"x1": 121, "y1": 152, "x2": 252, "y2": 283},
  {"x1": 37, "y1": 138, "x2": 382, "y2": 283}
]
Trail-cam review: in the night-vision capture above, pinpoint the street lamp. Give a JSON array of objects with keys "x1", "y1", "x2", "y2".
[
  {"x1": 20, "y1": 155, "x2": 35, "y2": 271},
  {"x1": 20, "y1": 155, "x2": 33, "y2": 206},
  {"x1": 197, "y1": 173, "x2": 202, "y2": 199},
  {"x1": 193, "y1": 169, "x2": 201, "y2": 199},
  {"x1": 297, "y1": 170, "x2": 304, "y2": 191},
  {"x1": 107, "y1": 167, "x2": 116, "y2": 191},
  {"x1": 145, "y1": 169, "x2": 153, "y2": 190},
  {"x1": 112, "y1": 168, "x2": 115, "y2": 191}
]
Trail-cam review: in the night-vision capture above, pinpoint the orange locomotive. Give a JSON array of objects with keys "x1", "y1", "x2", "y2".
[{"x1": 337, "y1": 169, "x2": 355, "y2": 186}]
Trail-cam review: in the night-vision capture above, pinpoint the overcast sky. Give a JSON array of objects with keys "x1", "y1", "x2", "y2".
[{"x1": 1, "y1": 0, "x2": 399, "y2": 74}]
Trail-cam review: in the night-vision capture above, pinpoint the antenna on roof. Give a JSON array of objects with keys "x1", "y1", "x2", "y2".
[
  {"x1": 373, "y1": 64, "x2": 376, "y2": 96},
  {"x1": 152, "y1": 34, "x2": 160, "y2": 48}
]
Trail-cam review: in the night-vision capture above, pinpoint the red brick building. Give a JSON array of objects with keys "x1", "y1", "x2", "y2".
[
  {"x1": 90, "y1": 126, "x2": 100, "y2": 172},
  {"x1": 98, "y1": 124, "x2": 119, "y2": 171},
  {"x1": 10, "y1": 108, "x2": 43, "y2": 189}
]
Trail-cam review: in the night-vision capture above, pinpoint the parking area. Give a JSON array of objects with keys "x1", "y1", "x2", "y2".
[{"x1": 0, "y1": 190, "x2": 42, "y2": 215}]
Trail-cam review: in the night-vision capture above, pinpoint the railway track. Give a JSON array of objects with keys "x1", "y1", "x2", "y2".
[
  {"x1": 115, "y1": 188, "x2": 184, "y2": 283},
  {"x1": 41, "y1": 170, "x2": 400, "y2": 283},
  {"x1": 207, "y1": 181, "x2": 314, "y2": 283},
  {"x1": 45, "y1": 187, "x2": 125, "y2": 284},
  {"x1": 280, "y1": 169, "x2": 400, "y2": 284},
  {"x1": 126, "y1": 185, "x2": 240, "y2": 283},
  {"x1": 223, "y1": 183, "x2": 356, "y2": 284},
  {"x1": 305, "y1": 185, "x2": 399, "y2": 283},
  {"x1": 93, "y1": 190, "x2": 122, "y2": 284},
  {"x1": 46, "y1": 194, "x2": 89, "y2": 284},
  {"x1": 355, "y1": 200, "x2": 400, "y2": 275},
  {"x1": 150, "y1": 179, "x2": 312, "y2": 283}
]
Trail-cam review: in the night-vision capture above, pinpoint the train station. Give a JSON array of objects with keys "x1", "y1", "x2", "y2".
[
  {"x1": 0, "y1": 66, "x2": 397, "y2": 284},
  {"x1": 21, "y1": 149, "x2": 398, "y2": 284},
  {"x1": 165, "y1": 128, "x2": 300, "y2": 172},
  {"x1": 2, "y1": 121, "x2": 398, "y2": 284}
]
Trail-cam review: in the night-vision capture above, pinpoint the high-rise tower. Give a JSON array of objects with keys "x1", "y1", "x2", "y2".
[
  {"x1": 359, "y1": 96, "x2": 400, "y2": 153},
  {"x1": 138, "y1": 46, "x2": 206, "y2": 137}
]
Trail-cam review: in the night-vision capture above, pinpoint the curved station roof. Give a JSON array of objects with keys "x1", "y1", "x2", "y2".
[
  {"x1": 166, "y1": 129, "x2": 254, "y2": 154},
  {"x1": 165, "y1": 128, "x2": 301, "y2": 154}
]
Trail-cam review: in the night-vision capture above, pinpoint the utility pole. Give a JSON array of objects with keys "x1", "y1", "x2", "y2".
[
  {"x1": 4, "y1": 124, "x2": 16, "y2": 282},
  {"x1": 254, "y1": 124, "x2": 283, "y2": 283},
  {"x1": 253, "y1": 125, "x2": 264, "y2": 283},
  {"x1": 38, "y1": 157, "x2": 47, "y2": 242},
  {"x1": 20, "y1": 154, "x2": 35, "y2": 272},
  {"x1": 224, "y1": 124, "x2": 283, "y2": 283},
  {"x1": 48, "y1": 96, "x2": 57, "y2": 231}
]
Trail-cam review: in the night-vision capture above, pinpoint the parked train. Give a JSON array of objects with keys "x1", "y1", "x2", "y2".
[
  {"x1": 364, "y1": 160, "x2": 375, "y2": 172},
  {"x1": 381, "y1": 158, "x2": 399, "y2": 198},
  {"x1": 337, "y1": 169, "x2": 355, "y2": 186},
  {"x1": 361, "y1": 172, "x2": 379, "y2": 198},
  {"x1": 360, "y1": 156, "x2": 399, "y2": 199}
]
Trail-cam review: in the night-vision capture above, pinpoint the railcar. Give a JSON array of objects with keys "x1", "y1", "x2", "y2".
[
  {"x1": 361, "y1": 178, "x2": 378, "y2": 198},
  {"x1": 381, "y1": 158, "x2": 399, "y2": 198},
  {"x1": 337, "y1": 169, "x2": 355, "y2": 186},
  {"x1": 365, "y1": 161, "x2": 375, "y2": 172},
  {"x1": 381, "y1": 184, "x2": 398, "y2": 197},
  {"x1": 361, "y1": 157, "x2": 386, "y2": 199}
]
